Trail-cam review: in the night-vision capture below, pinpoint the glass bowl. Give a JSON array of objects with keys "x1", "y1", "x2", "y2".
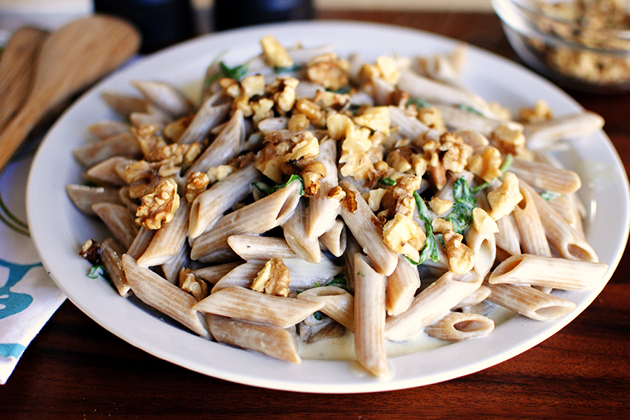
[{"x1": 492, "y1": 0, "x2": 630, "y2": 93}]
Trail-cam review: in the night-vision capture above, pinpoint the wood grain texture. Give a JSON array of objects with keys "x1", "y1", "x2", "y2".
[{"x1": 1, "y1": 11, "x2": 629, "y2": 419}]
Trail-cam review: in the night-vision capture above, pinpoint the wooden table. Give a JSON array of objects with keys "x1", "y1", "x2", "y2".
[{"x1": 3, "y1": 11, "x2": 630, "y2": 419}]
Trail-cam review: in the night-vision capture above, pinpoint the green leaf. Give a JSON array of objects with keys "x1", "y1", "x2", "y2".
[
  {"x1": 325, "y1": 274, "x2": 348, "y2": 291},
  {"x1": 326, "y1": 85, "x2": 352, "y2": 94},
  {"x1": 219, "y1": 61, "x2": 249, "y2": 81},
  {"x1": 87, "y1": 265, "x2": 109, "y2": 281},
  {"x1": 500, "y1": 154, "x2": 514, "y2": 173},
  {"x1": 203, "y1": 51, "x2": 228, "y2": 87},
  {"x1": 541, "y1": 191, "x2": 562, "y2": 201},
  {"x1": 379, "y1": 177, "x2": 396, "y2": 186},
  {"x1": 443, "y1": 177, "x2": 477, "y2": 235},
  {"x1": 274, "y1": 64, "x2": 302, "y2": 74},
  {"x1": 313, "y1": 311, "x2": 323, "y2": 321},
  {"x1": 411, "y1": 191, "x2": 439, "y2": 265},
  {"x1": 407, "y1": 98, "x2": 430, "y2": 108},
  {"x1": 457, "y1": 104, "x2": 484, "y2": 116},
  {"x1": 251, "y1": 174, "x2": 305, "y2": 197}
]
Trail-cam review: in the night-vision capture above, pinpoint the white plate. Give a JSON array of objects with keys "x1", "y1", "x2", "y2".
[{"x1": 26, "y1": 21, "x2": 630, "y2": 393}]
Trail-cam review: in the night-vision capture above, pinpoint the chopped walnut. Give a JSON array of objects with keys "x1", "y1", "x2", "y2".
[
  {"x1": 241, "y1": 75, "x2": 266, "y2": 98},
  {"x1": 341, "y1": 188, "x2": 358, "y2": 213},
  {"x1": 487, "y1": 172, "x2": 523, "y2": 220},
  {"x1": 365, "y1": 188, "x2": 387, "y2": 212},
  {"x1": 255, "y1": 136, "x2": 292, "y2": 182},
  {"x1": 251, "y1": 257, "x2": 291, "y2": 297},
  {"x1": 432, "y1": 218, "x2": 475, "y2": 274},
  {"x1": 207, "y1": 165, "x2": 234, "y2": 184},
  {"x1": 490, "y1": 124, "x2": 526, "y2": 156},
  {"x1": 288, "y1": 112, "x2": 309, "y2": 132},
  {"x1": 252, "y1": 98, "x2": 275, "y2": 125},
  {"x1": 268, "y1": 77, "x2": 299, "y2": 114},
  {"x1": 135, "y1": 178, "x2": 180, "y2": 230},
  {"x1": 79, "y1": 239, "x2": 101, "y2": 265},
  {"x1": 326, "y1": 113, "x2": 354, "y2": 140},
  {"x1": 440, "y1": 132, "x2": 473, "y2": 173},
  {"x1": 386, "y1": 148, "x2": 413, "y2": 173},
  {"x1": 380, "y1": 175, "x2": 422, "y2": 220},
  {"x1": 220, "y1": 77, "x2": 242, "y2": 98},
  {"x1": 306, "y1": 53, "x2": 350, "y2": 91},
  {"x1": 429, "y1": 197, "x2": 453, "y2": 215},
  {"x1": 179, "y1": 268, "x2": 209, "y2": 301},
  {"x1": 163, "y1": 115, "x2": 193, "y2": 142},
  {"x1": 359, "y1": 56, "x2": 400, "y2": 85},
  {"x1": 185, "y1": 171, "x2": 209, "y2": 203},
  {"x1": 260, "y1": 35, "x2": 294, "y2": 68},
  {"x1": 467, "y1": 146, "x2": 503, "y2": 182},
  {"x1": 417, "y1": 107, "x2": 447, "y2": 134},
  {"x1": 295, "y1": 98, "x2": 326, "y2": 128},
  {"x1": 283, "y1": 132, "x2": 319, "y2": 164},
  {"x1": 337, "y1": 120, "x2": 375, "y2": 180},
  {"x1": 354, "y1": 106, "x2": 391, "y2": 135},
  {"x1": 151, "y1": 143, "x2": 202, "y2": 172},
  {"x1": 519, "y1": 99, "x2": 553, "y2": 124},
  {"x1": 472, "y1": 207, "x2": 499, "y2": 235},
  {"x1": 327, "y1": 185, "x2": 347, "y2": 201},
  {"x1": 133, "y1": 124, "x2": 167, "y2": 161},
  {"x1": 313, "y1": 90, "x2": 350, "y2": 111},
  {"x1": 301, "y1": 161, "x2": 326, "y2": 197},
  {"x1": 382, "y1": 213, "x2": 426, "y2": 263}
]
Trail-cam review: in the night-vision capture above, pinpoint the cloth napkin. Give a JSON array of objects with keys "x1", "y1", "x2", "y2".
[{"x1": 0, "y1": 150, "x2": 66, "y2": 384}]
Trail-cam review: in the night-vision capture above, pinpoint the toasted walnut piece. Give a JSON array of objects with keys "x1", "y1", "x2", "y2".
[
  {"x1": 472, "y1": 207, "x2": 499, "y2": 235},
  {"x1": 288, "y1": 112, "x2": 309, "y2": 132},
  {"x1": 163, "y1": 115, "x2": 193, "y2": 142},
  {"x1": 133, "y1": 124, "x2": 168, "y2": 161},
  {"x1": 365, "y1": 188, "x2": 387, "y2": 212},
  {"x1": 467, "y1": 146, "x2": 503, "y2": 182},
  {"x1": 228, "y1": 151, "x2": 256, "y2": 170},
  {"x1": 326, "y1": 113, "x2": 353, "y2": 140},
  {"x1": 269, "y1": 77, "x2": 299, "y2": 113},
  {"x1": 153, "y1": 143, "x2": 202, "y2": 171},
  {"x1": 488, "y1": 101, "x2": 512, "y2": 121},
  {"x1": 80, "y1": 239, "x2": 101, "y2": 265},
  {"x1": 417, "y1": 107, "x2": 446, "y2": 134},
  {"x1": 490, "y1": 124, "x2": 526, "y2": 156},
  {"x1": 302, "y1": 161, "x2": 326, "y2": 197},
  {"x1": 313, "y1": 90, "x2": 350, "y2": 110},
  {"x1": 339, "y1": 124, "x2": 374, "y2": 180},
  {"x1": 255, "y1": 139, "x2": 292, "y2": 183},
  {"x1": 487, "y1": 172, "x2": 523, "y2": 221},
  {"x1": 411, "y1": 154, "x2": 428, "y2": 177},
  {"x1": 234, "y1": 95, "x2": 253, "y2": 117},
  {"x1": 207, "y1": 165, "x2": 235, "y2": 184},
  {"x1": 432, "y1": 218, "x2": 475, "y2": 274},
  {"x1": 440, "y1": 132, "x2": 473, "y2": 173},
  {"x1": 241, "y1": 74, "x2": 266, "y2": 98},
  {"x1": 354, "y1": 106, "x2": 391, "y2": 135},
  {"x1": 185, "y1": 171, "x2": 209, "y2": 203},
  {"x1": 306, "y1": 53, "x2": 349, "y2": 91},
  {"x1": 252, "y1": 98, "x2": 275, "y2": 125},
  {"x1": 251, "y1": 257, "x2": 291, "y2": 297},
  {"x1": 284, "y1": 132, "x2": 319, "y2": 164},
  {"x1": 386, "y1": 148, "x2": 413, "y2": 173},
  {"x1": 295, "y1": 98, "x2": 326, "y2": 128},
  {"x1": 389, "y1": 89, "x2": 410, "y2": 107},
  {"x1": 220, "y1": 77, "x2": 242, "y2": 98},
  {"x1": 376, "y1": 56, "x2": 401, "y2": 85},
  {"x1": 123, "y1": 160, "x2": 155, "y2": 184},
  {"x1": 341, "y1": 188, "x2": 358, "y2": 213},
  {"x1": 382, "y1": 213, "x2": 426, "y2": 263},
  {"x1": 135, "y1": 178, "x2": 180, "y2": 230},
  {"x1": 519, "y1": 99, "x2": 553, "y2": 124},
  {"x1": 380, "y1": 174, "x2": 422, "y2": 219},
  {"x1": 327, "y1": 186, "x2": 346, "y2": 201},
  {"x1": 260, "y1": 35, "x2": 294, "y2": 68},
  {"x1": 179, "y1": 268, "x2": 209, "y2": 301},
  {"x1": 429, "y1": 197, "x2": 453, "y2": 215}
]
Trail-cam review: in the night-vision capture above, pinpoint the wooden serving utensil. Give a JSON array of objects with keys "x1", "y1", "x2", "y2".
[
  {"x1": 0, "y1": 15, "x2": 141, "y2": 170},
  {"x1": 0, "y1": 27, "x2": 49, "y2": 134}
]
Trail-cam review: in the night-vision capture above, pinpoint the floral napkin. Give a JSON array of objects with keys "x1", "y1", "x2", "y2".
[{"x1": 0, "y1": 148, "x2": 66, "y2": 384}]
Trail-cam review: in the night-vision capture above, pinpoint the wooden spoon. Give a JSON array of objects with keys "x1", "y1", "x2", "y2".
[
  {"x1": 0, "y1": 27, "x2": 49, "y2": 134},
  {"x1": 0, "y1": 15, "x2": 141, "y2": 170}
]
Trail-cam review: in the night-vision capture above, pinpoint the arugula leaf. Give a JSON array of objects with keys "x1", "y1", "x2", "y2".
[
  {"x1": 274, "y1": 64, "x2": 302, "y2": 74},
  {"x1": 251, "y1": 174, "x2": 305, "y2": 197},
  {"x1": 325, "y1": 274, "x2": 348, "y2": 291},
  {"x1": 313, "y1": 311, "x2": 323, "y2": 321},
  {"x1": 443, "y1": 177, "x2": 477, "y2": 235},
  {"x1": 407, "y1": 98, "x2": 430, "y2": 108},
  {"x1": 326, "y1": 85, "x2": 352, "y2": 94},
  {"x1": 541, "y1": 191, "x2": 562, "y2": 201},
  {"x1": 219, "y1": 61, "x2": 249, "y2": 81},
  {"x1": 87, "y1": 265, "x2": 109, "y2": 281},
  {"x1": 409, "y1": 191, "x2": 439, "y2": 265},
  {"x1": 379, "y1": 177, "x2": 396, "y2": 186},
  {"x1": 457, "y1": 104, "x2": 484, "y2": 116},
  {"x1": 203, "y1": 51, "x2": 229, "y2": 87},
  {"x1": 471, "y1": 154, "x2": 514, "y2": 195}
]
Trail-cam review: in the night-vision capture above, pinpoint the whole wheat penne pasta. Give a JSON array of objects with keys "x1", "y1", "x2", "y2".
[
  {"x1": 488, "y1": 254, "x2": 608, "y2": 290},
  {"x1": 178, "y1": 94, "x2": 231, "y2": 145},
  {"x1": 283, "y1": 200, "x2": 321, "y2": 263},
  {"x1": 211, "y1": 262, "x2": 260, "y2": 292},
  {"x1": 66, "y1": 184, "x2": 123, "y2": 216},
  {"x1": 227, "y1": 235, "x2": 298, "y2": 260},
  {"x1": 486, "y1": 283, "x2": 576, "y2": 321},
  {"x1": 339, "y1": 181, "x2": 398, "y2": 276},
  {"x1": 524, "y1": 111, "x2": 604, "y2": 149},
  {"x1": 495, "y1": 213, "x2": 521, "y2": 256},
  {"x1": 92, "y1": 203, "x2": 138, "y2": 250},
  {"x1": 137, "y1": 202, "x2": 190, "y2": 267},
  {"x1": 426, "y1": 312, "x2": 494, "y2": 341},
  {"x1": 465, "y1": 211, "x2": 497, "y2": 279},
  {"x1": 126, "y1": 227, "x2": 156, "y2": 260},
  {"x1": 187, "y1": 108, "x2": 245, "y2": 173},
  {"x1": 100, "y1": 238, "x2": 130, "y2": 297},
  {"x1": 548, "y1": 194, "x2": 585, "y2": 239},
  {"x1": 388, "y1": 105, "x2": 437, "y2": 140},
  {"x1": 353, "y1": 254, "x2": 389, "y2": 378},
  {"x1": 386, "y1": 271, "x2": 482, "y2": 341},
  {"x1": 386, "y1": 255, "x2": 420, "y2": 317},
  {"x1": 131, "y1": 80, "x2": 194, "y2": 118},
  {"x1": 191, "y1": 180, "x2": 301, "y2": 262},
  {"x1": 299, "y1": 318, "x2": 345, "y2": 344},
  {"x1": 297, "y1": 286, "x2": 355, "y2": 331},
  {"x1": 319, "y1": 218, "x2": 347, "y2": 258},
  {"x1": 85, "y1": 156, "x2": 135, "y2": 187},
  {"x1": 512, "y1": 186, "x2": 551, "y2": 257},
  {"x1": 307, "y1": 139, "x2": 341, "y2": 238},
  {"x1": 161, "y1": 241, "x2": 190, "y2": 284},
  {"x1": 195, "y1": 248, "x2": 240, "y2": 265},
  {"x1": 194, "y1": 262, "x2": 242, "y2": 284},
  {"x1": 88, "y1": 120, "x2": 131, "y2": 139},
  {"x1": 129, "y1": 105, "x2": 173, "y2": 129},
  {"x1": 121, "y1": 254, "x2": 210, "y2": 337},
  {"x1": 102, "y1": 91, "x2": 148, "y2": 117},
  {"x1": 520, "y1": 180, "x2": 598, "y2": 262},
  {"x1": 435, "y1": 104, "x2": 507, "y2": 136},
  {"x1": 509, "y1": 158, "x2": 581, "y2": 195},
  {"x1": 208, "y1": 315, "x2": 301, "y2": 364},
  {"x1": 72, "y1": 133, "x2": 141, "y2": 167},
  {"x1": 452, "y1": 285, "x2": 491, "y2": 309},
  {"x1": 189, "y1": 163, "x2": 263, "y2": 238},
  {"x1": 194, "y1": 286, "x2": 324, "y2": 329}
]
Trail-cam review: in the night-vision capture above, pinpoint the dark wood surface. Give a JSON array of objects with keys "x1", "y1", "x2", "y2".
[{"x1": 2, "y1": 11, "x2": 630, "y2": 419}]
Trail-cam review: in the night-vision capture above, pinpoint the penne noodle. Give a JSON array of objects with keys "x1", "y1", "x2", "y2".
[
  {"x1": 388, "y1": 105, "x2": 436, "y2": 140},
  {"x1": 85, "y1": 156, "x2": 135, "y2": 187},
  {"x1": 512, "y1": 185, "x2": 552, "y2": 257},
  {"x1": 92, "y1": 203, "x2": 138, "y2": 250},
  {"x1": 488, "y1": 254, "x2": 608, "y2": 290},
  {"x1": 126, "y1": 227, "x2": 156, "y2": 260},
  {"x1": 100, "y1": 238, "x2": 130, "y2": 297},
  {"x1": 88, "y1": 120, "x2": 131, "y2": 139},
  {"x1": 191, "y1": 180, "x2": 301, "y2": 262},
  {"x1": 494, "y1": 213, "x2": 521, "y2": 256},
  {"x1": 435, "y1": 104, "x2": 508, "y2": 136},
  {"x1": 122, "y1": 254, "x2": 210, "y2": 337},
  {"x1": 509, "y1": 158, "x2": 581, "y2": 195},
  {"x1": 452, "y1": 285, "x2": 491, "y2": 309},
  {"x1": 178, "y1": 94, "x2": 231, "y2": 145},
  {"x1": 386, "y1": 271, "x2": 482, "y2": 341},
  {"x1": 386, "y1": 255, "x2": 420, "y2": 317},
  {"x1": 297, "y1": 286, "x2": 355, "y2": 331},
  {"x1": 307, "y1": 139, "x2": 341, "y2": 238},
  {"x1": 66, "y1": 184, "x2": 123, "y2": 216},
  {"x1": 353, "y1": 254, "x2": 389, "y2": 378},
  {"x1": 464, "y1": 216, "x2": 497, "y2": 279},
  {"x1": 339, "y1": 181, "x2": 398, "y2": 276},
  {"x1": 194, "y1": 286, "x2": 324, "y2": 329},
  {"x1": 131, "y1": 80, "x2": 194, "y2": 118},
  {"x1": 486, "y1": 283, "x2": 576, "y2": 321},
  {"x1": 524, "y1": 111, "x2": 604, "y2": 149},
  {"x1": 189, "y1": 163, "x2": 263, "y2": 238},
  {"x1": 137, "y1": 202, "x2": 191, "y2": 267},
  {"x1": 227, "y1": 235, "x2": 297, "y2": 260},
  {"x1": 72, "y1": 132, "x2": 141, "y2": 167},
  {"x1": 283, "y1": 199, "x2": 321, "y2": 263},
  {"x1": 161, "y1": 241, "x2": 190, "y2": 284},
  {"x1": 319, "y1": 218, "x2": 347, "y2": 258},
  {"x1": 209, "y1": 315, "x2": 300, "y2": 364},
  {"x1": 425, "y1": 312, "x2": 494, "y2": 341},
  {"x1": 102, "y1": 91, "x2": 148, "y2": 117},
  {"x1": 194, "y1": 262, "x2": 242, "y2": 284}
]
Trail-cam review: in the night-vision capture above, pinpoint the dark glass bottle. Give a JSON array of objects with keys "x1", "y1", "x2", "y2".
[
  {"x1": 214, "y1": 0, "x2": 314, "y2": 31},
  {"x1": 93, "y1": 0, "x2": 194, "y2": 53}
]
